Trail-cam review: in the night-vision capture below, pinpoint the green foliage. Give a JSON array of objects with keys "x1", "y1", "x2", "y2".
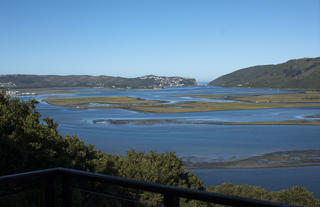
[
  {"x1": 117, "y1": 150, "x2": 203, "y2": 189},
  {"x1": 210, "y1": 57, "x2": 320, "y2": 89},
  {"x1": 273, "y1": 186, "x2": 320, "y2": 207},
  {"x1": 111, "y1": 150, "x2": 204, "y2": 205},
  {"x1": 207, "y1": 183, "x2": 320, "y2": 207},
  {"x1": 0, "y1": 74, "x2": 196, "y2": 89},
  {"x1": 0, "y1": 89, "x2": 102, "y2": 175}
]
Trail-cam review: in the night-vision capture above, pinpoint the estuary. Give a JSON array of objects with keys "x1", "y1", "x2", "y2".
[{"x1": 19, "y1": 86, "x2": 320, "y2": 197}]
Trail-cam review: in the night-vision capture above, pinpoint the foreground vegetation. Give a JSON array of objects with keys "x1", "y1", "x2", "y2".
[{"x1": 1, "y1": 90, "x2": 319, "y2": 206}]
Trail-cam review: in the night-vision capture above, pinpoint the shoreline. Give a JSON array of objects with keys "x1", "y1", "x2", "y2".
[
  {"x1": 183, "y1": 150, "x2": 320, "y2": 169},
  {"x1": 93, "y1": 118, "x2": 320, "y2": 126},
  {"x1": 184, "y1": 163, "x2": 320, "y2": 170}
]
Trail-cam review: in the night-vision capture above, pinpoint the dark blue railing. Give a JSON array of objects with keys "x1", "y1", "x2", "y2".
[{"x1": 0, "y1": 168, "x2": 298, "y2": 207}]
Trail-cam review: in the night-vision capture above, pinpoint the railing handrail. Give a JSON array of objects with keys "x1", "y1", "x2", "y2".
[{"x1": 0, "y1": 167, "x2": 299, "y2": 207}]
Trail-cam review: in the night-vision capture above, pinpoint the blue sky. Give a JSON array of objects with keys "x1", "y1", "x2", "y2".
[{"x1": 0, "y1": 0, "x2": 319, "y2": 82}]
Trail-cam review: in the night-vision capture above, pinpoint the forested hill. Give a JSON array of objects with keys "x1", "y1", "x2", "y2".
[
  {"x1": 0, "y1": 74, "x2": 196, "y2": 89},
  {"x1": 209, "y1": 57, "x2": 320, "y2": 89}
]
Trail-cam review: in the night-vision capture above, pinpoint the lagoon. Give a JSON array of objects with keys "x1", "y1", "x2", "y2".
[{"x1": 20, "y1": 86, "x2": 320, "y2": 196}]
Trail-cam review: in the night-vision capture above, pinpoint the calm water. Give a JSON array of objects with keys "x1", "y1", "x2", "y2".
[
  {"x1": 190, "y1": 166, "x2": 320, "y2": 198},
  {"x1": 20, "y1": 86, "x2": 320, "y2": 196}
]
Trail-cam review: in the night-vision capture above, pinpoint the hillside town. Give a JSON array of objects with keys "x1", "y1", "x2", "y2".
[{"x1": 139, "y1": 75, "x2": 193, "y2": 88}]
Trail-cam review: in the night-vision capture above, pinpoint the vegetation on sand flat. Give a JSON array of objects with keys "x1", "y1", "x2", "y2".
[
  {"x1": 43, "y1": 96, "x2": 162, "y2": 106},
  {"x1": 231, "y1": 92, "x2": 320, "y2": 103},
  {"x1": 186, "y1": 150, "x2": 320, "y2": 169},
  {"x1": 93, "y1": 118, "x2": 320, "y2": 126},
  {"x1": 172, "y1": 91, "x2": 320, "y2": 103},
  {"x1": 124, "y1": 101, "x2": 320, "y2": 113},
  {"x1": 170, "y1": 92, "x2": 261, "y2": 98},
  {"x1": 44, "y1": 96, "x2": 320, "y2": 113},
  {"x1": 22, "y1": 90, "x2": 101, "y2": 95},
  {"x1": 232, "y1": 120, "x2": 320, "y2": 125}
]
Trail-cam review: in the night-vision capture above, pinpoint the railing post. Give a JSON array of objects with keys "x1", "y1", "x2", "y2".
[
  {"x1": 164, "y1": 194, "x2": 179, "y2": 207},
  {"x1": 44, "y1": 175, "x2": 56, "y2": 207},
  {"x1": 62, "y1": 174, "x2": 72, "y2": 207}
]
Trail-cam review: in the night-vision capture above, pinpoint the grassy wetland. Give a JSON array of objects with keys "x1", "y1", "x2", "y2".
[
  {"x1": 43, "y1": 92, "x2": 320, "y2": 113},
  {"x1": 24, "y1": 90, "x2": 101, "y2": 95},
  {"x1": 185, "y1": 150, "x2": 320, "y2": 169},
  {"x1": 231, "y1": 92, "x2": 320, "y2": 103},
  {"x1": 120, "y1": 101, "x2": 320, "y2": 113},
  {"x1": 43, "y1": 90, "x2": 320, "y2": 128},
  {"x1": 43, "y1": 96, "x2": 163, "y2": 107},
  {"x1": 93, "y1": 119, "x2": 320, "y2": 126},
  {"x1": 172, "y1": 91, "x2": 320, "y2": 103}
]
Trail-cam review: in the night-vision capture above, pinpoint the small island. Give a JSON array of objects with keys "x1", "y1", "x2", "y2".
[
  {"x1": 184, "y1": 150, "x2": 320, "y2": 169},
  {"x1": 43, "y1": 91, "x2": 320, "y2": 114}
]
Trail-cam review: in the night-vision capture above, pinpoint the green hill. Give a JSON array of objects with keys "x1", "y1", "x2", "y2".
[
  {"x1": 0, "y1": 74, "x2": 196, "y2": 89},
  {"x1": 209, "y1": 57, "x2": 320, "y2": 89}
]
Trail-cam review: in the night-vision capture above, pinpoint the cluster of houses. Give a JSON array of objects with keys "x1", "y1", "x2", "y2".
[
  {"x1": 2, "y1": 90, "x2": 35, "y2": 96},
  {"x1": 139, "y1": 75, "x2": 186, "y2": 88},
  {"x1": 0, "y1": 82, "x2": 16, "y2": 88}
]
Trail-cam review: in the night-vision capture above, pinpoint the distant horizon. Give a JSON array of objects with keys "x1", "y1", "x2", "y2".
[
  {"x1": 1, "y1": 0, "x2": 319, "y2": 82},
  {"x1": 1, "y1": 56, "x2": 319, "y2": 82}
]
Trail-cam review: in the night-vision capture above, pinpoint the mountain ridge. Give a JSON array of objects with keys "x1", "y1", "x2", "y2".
[
  {"x1": 0, "y1": 74, "x2": 196, "y2": 89},
  {"x1": 209, "y1": 57, "x2": 320, "y2": 89}
]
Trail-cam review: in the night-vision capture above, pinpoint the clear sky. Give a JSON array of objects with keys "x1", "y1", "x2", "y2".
[{"x1": 0, "y1": 0, "x2": 319, "y2": 82}]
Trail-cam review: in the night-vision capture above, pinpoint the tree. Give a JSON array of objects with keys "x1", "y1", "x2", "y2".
[
  {"x1": 0, "y1": 90, "x2": 102, "y2": 175},
  {"x1": 110, "y1": 149, "x2": 204, "y2": 205},
  {"x1": 207, "y1": 183, "x2": 320, "y2": 207}
]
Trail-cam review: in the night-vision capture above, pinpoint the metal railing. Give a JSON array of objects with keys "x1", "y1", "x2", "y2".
[{"x1": 0, "y1": 167, "x2": 298, "y2": 207}]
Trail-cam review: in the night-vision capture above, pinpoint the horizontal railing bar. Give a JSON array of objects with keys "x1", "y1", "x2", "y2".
[
  {"x1": 58, "y1": 168, "x2": 297, "y2": 207},
  {"x1": 0, "y1": 168, "x2": 299, "y2": 207},
  {"x1": 0, "y1": 168, "x2": 58, "y2": 185}
]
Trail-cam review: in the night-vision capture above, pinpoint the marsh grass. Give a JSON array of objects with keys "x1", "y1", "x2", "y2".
[
  {"x1": 186, "y1": 150, "x2": 320, "y2": 169},
  {"x1": 93, "y1": 118, "x2": 320, "y2": 126},
  {"x1": 232, "y1": 92, "x2": 320, "y2": 103},
  {"x1": 44, "y1": 92, "x2": 320, "y2": 113},
  {"x1": 171, "y1": 91, "x2": 320, "y2": 103},
  {"x1": 232, "y1": 120, "x2": 320, "y2": 126},
  {"x1": 29, "y1": 90, "x2": 101, "y2": 95},
  {"x1": 44, "y1": 96, "x2": 162, "y2": 106},
  {"x1": 125, "y1": 101, "x2": 320, "y2": 113},
  {"x1": 170, "y1": 92, "x2": 261, "y2": 99}
]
